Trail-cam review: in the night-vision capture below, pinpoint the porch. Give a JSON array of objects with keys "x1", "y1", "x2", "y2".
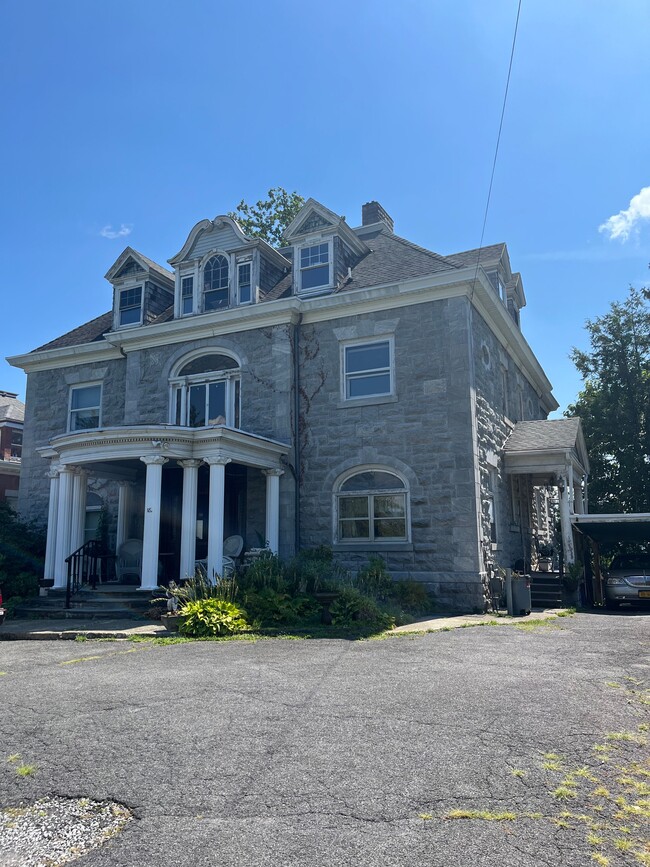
[{"x1": 38, "y1": 425, "x2": 289, "y2": 591}]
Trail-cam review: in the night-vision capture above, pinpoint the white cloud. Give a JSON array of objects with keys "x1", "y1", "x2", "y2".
[
  {"x1": 99, "y1": 223, "x2": 132, "y2": 240},
  {"x1": 599, "y1": 185, "x2": 650, "y2": 242}
]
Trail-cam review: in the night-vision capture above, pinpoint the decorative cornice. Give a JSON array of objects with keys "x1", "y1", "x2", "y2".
[{"x1": 168, "y1": 216, "x2": 251, "y2": 265}]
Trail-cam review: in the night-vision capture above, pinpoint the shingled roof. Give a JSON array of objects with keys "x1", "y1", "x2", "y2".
[
  {"x1": 446, "y1": 243, "x2": 506, "y2": 269},
  {"x1": 503, "y1": 418, "x2": 582, "y2": 453},
  {"x1": 28, "y1": 228, "x2": 503, "y2": 352},
  {"x1": 0, "y1": 391, "x2": 25, "y2": 423}
]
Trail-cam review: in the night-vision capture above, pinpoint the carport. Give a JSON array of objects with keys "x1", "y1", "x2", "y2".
[{"x1": 571, "y1": 513, "x2": 650, "y2": 605}]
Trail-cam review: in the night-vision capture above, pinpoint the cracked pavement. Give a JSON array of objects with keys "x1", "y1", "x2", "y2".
[{"x1": 1, "y1": 611, "x2": 648, "y2": 866}]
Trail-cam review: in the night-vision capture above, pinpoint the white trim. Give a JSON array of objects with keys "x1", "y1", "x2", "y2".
[
  {"x1": 339, "y1": 335, "x2": 395, "y2": 402},
  {"x1": 168, "y1": 216, "x2": 250, "y2": 265},
  {"x1": 200, "y1": 250, "x2": 231, "y2": 313},
  {"x1": 116, "y1": 284, "x2": 144, "y2": 329},
  {"x1": 67, "y1": 382, "x2": 103, "y2": 433},
  {"x1": 296, "y1": 239, "x2": 333, "y2": 295},
  {"x1": 237, "y1": 260, "x2": 253, "y2": 306}
]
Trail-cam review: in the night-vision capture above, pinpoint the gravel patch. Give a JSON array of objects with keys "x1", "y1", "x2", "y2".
[{"x1": 0, "y1": 797, "x2": 132, "y2": 866}]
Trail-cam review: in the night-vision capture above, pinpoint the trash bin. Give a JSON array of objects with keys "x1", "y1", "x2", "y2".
[{"x1": 511, "y1": 574, "x2": 531, "y2": 616}]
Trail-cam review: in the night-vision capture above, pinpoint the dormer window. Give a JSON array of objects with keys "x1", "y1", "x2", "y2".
[
  {"x1": 119, "y1": 286, "x2": 143, "y2": 326},
  {"x1": 237, "y1": 262, "x2": 252, "y2": 304},
  {"x1": 203, "y1": 254, "x2": 229, "y2": 311},
  {"x1": 300, "y1": 242, "x2": 331, "y2": 292},
  {"x1": 181, "y1": 276, "x2": 194, "y2": 315}
]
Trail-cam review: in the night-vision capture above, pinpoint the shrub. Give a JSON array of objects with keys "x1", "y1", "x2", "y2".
[
  {"x1": 243, "y1": 588, "x2": 319, "y2": 626},
  {"x1": 179, "y1": 599, "x2": 250, "y2": 637},
  {"x1": 330, "y1": 586, "x2": 395, "y2": 630},
  {"x1": 241, "y1": 552, "x2": 286, "y2": 592},
  {"x1": 355, "y1": 556, "x2": 393, "y2": 600},
  {"x1": 389, "y1": 579, "x2": 435, "y2": 615},
  {"x1": 0, "y1": 502, "x2": 45, "y2": 601},
  {"x1": 285, "y1": 545, "x2": 348, "y2": 594}
]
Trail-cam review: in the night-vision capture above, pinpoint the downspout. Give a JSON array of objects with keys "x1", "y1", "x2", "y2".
[{"x1": 293, "y1": 312, "x2": 302, "y2": 553}]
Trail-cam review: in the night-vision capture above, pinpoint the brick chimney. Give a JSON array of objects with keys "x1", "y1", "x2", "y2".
[{"x1": 361, "y1": 201, "x2": 394, "y2": 233}]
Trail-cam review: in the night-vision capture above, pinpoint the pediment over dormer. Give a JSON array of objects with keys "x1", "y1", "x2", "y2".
[
  {"x1": 168, "y1": 216, "x2": 252, "y2": 266},
  {"x1": 283, "y1": 199, "x2": 369, "y2": 258},
  {"x1": 104, "y1": 247, "x2": 174, "y2": 287}
]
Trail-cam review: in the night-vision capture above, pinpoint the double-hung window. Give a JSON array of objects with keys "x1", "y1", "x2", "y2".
[
  {"x1": 181, "y1": 276, "x2": 194, "y2": 315},
  {"x1": 300, "y1": 243, "x2": 330, "y2": 291},
  {"x1": 119, "y1": 286, "x2": 142, "y2": 326},
  {"x1": 237, "y1": 262, "x2": 252, "y2": 304},
  {"x1": 69, "y1": 384, "x2": 102, "y2": 431},
  {"x1": 336, "y1": 470, "x2": 408, "y2": 542},
  {"x1": 170, "y1": 354, "x2": 240, "y2": 428},
  {"x1": 343, "y1": 340, "x2": 392, "y2": 400}
]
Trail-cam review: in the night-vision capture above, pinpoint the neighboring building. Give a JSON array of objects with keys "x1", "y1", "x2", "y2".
[
  {"x1": 8, "y1": 199, "x2": 588, "y2": 610},
  {"x1": 0, "y1": 390, "x2": 24, "y2": 507}
]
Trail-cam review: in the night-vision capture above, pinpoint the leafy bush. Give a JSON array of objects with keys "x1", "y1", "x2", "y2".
[
  {"x1": 243, "y1": 588, "x2": 319, "y2": 626},
  {"x1": 241, "y1": 552, "x2": 286, "y2": 592},
  {"x1": 389, "y1": 579, "x2": 435, "y2": 615},
  {"x1": 330, "y1": 586, "x2": 395, "y2": 630},
  {"x1": 179, "y1": 599, "x2": 250, "y2": 637},
  {"x1": 0, "y1": 502, "x2": 45, "y2": 601},
  {"x1": 285, "y1": 545, "x2": 348, "y2": 594},
  {"x1": 355, "y1": 556, "x2": 393, "y2": 600}
]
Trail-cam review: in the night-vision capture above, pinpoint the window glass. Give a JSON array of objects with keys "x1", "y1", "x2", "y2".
[
  {"x1": 204, "y1": 255, "x2": 229, "y2": 310},
  {"x1": 181, "y1": 276, "x2": 194, "y2": 315},
  {"x1": 238, "y1": 263, "x2": 252, "y2": 304},
  {"x1": 119, "y1": 286, "x2": 142, "y2": 326},
  {"x1": 300, "y1": 243, "x2": 329, "y2": 290},
  {"x1": 344, "y1": 341, "x2": 391, "y2": 399},
  {"x1": 337, "y1": 470, "x2": 407, "y2": 542},
  {"x1": 179, "y1": 354, "x2": 238, "y2": 376},
  {"x1": 189, "y1": 385, "x2": 206, "y2": 427},
  {"x1": 207, "y1": 382, "x2": 226, "y2": 424},
  {"x1": 70, "y1": 385, "x2": 101, "y2": 431},
  {"x1": 171, "y1": 354, "x2": 241, "y2": 428}
]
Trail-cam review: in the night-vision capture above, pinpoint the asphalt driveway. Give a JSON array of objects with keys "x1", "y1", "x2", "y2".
[{"x1": 1, "y1": 612, "x2": 648, "y2": 866}]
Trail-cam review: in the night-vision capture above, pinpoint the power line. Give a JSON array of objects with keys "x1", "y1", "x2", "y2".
[{"x1": 471, "y1": 0, "x2": 523, "y2": 296}]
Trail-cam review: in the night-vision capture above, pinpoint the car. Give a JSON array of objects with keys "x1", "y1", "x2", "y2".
[{"x1": 604, "y1": 554, "x2": 650, "y2": 609}]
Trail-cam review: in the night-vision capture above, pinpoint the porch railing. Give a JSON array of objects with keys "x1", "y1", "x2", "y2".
[{"x1": 65, "y1": 540, "x2": 114, "y2": 609}]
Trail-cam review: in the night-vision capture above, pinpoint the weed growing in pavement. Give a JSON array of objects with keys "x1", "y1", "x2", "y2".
[
  {"x1": 15, "y1": 764, "x2": 36, "y2": 777},
  {"x1": 74, "y1": 634, "x2": 88, "y2": 642},
  {"x1": 6, "y1": 755, "x2": 21, "y2": 764},
  {"x1": 511, "y1": 769, "x2": 526, "y2": 778},
  {"x1": 445, "y1": 809, "x2": 517, "y2": 821}
]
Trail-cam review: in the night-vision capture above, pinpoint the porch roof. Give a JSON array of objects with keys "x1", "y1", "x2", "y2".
[
  {"x1": 571, "y1": 513, "x2": 650, "y2": 544},
  {"x1": 502, "y1": 418, "x2": 589, "y2": 484},
  {"x1": 37, "y1": 425, "x2": 289, "y2": 470}
]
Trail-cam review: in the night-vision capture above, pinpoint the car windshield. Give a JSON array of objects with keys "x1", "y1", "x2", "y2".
[{"x1": 610, "y1": 555, "x2": 650, "y2": 572}]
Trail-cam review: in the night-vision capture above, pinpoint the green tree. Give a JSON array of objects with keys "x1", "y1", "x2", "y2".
[
  {"x1": 566, "y1": 286, "x2": 650, "y2": 513},
  {"x1": 228, "y1": 187, "x2": 305, "y2": 247}
]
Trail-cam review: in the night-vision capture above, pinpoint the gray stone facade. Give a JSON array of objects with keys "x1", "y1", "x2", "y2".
[{"x1": 13, "y1": 199, "x2": 557, "y2": 612}]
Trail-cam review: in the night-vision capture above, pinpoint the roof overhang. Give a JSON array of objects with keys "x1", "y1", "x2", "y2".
[
  {"x1": 39, "y1": 425, "x2": 289, "y2": 470},
  {"x1": 571, "y1": 513, "x2": 650, "y2": 544},
  {"x1": 504, "y1": 447, "x2": 588, "y2": 484}
]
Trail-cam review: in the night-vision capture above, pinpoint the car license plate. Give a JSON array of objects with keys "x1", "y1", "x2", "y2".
[{"x1": 639, "y1": 591, "x2": 650, "y2": 598}]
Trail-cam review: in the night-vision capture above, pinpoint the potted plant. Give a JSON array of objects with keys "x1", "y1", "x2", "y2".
[{"x1": 157, "y1": 581, "x2": 184, "y2": 632}]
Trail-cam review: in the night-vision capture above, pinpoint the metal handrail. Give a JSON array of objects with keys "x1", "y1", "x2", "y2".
[{"x1": 65, "y1": 540, "x2": 113, "y2": 609}]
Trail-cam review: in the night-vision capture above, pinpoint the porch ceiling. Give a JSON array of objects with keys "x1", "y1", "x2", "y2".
[{"x1": 38, "y1": 425, "x2": 289, "y2": 470}]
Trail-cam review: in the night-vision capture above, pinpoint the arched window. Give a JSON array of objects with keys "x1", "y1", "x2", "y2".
[
  {"x1": 203, "y1": 254, "x2": 229, "y2": 311},
  {"x1": 170, "y1": 353, "x2": 240, "y2": 428},
  {"x1": 335, "y1": 469, "x2": 409, "y2": 542}
]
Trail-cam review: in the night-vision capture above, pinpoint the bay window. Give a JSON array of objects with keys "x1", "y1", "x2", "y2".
[{"x1": 170, "y1": 353, "x2": 240, "y2": 428}]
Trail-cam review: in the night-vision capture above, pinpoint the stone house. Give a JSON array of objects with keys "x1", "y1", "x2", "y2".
[
  {"x1": 0, "y1": 390, "x2": 24, "y2": 506},
  {"x1": 8, "y1": 198, "x2": 588, "y2": 610}
]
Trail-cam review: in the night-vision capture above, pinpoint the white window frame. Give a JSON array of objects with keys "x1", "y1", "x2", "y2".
[
  {"x1": 333, "y1": 466, "x2": 410, "y2": 544},
  {"x1": 297, "y1": 239, "x2": 333, "y2": 295},
  {"x1": 201, "y1": 251, "x2": 231, "y2": 312},
  {"x1": 237, "y1": 260, "x2": 253, "y2": 305},
  {"x1": 117, "y1": 284, "x2": 144, "y2": 328},
  {"x1": 340, "y1": 336, "x2": 395, "y2": 403},
  {"x1": 180, "y1": 275, "x2": 194, "y2": 316},
  {"x1": 168, "y1": 352, "x2": 242, "y2": 429},
  {"x1": 68, "y1": 383, "x2": 102, "y2": 433}
]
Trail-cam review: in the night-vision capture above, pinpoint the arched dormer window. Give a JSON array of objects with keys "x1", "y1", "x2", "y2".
[
  {"x1": 170, "y1": 352, "x2": 240, "y2": 428},
  {"x1": 203, "y1": 254, "x2": 230, "y2": 311},
  {"x1": 334, "y1": 468, "x2": 409, "y2": 543}
]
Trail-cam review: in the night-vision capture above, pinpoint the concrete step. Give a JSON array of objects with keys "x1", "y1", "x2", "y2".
[{"x1": 14, "y1": 605, "x2": 150, "y2": 620}]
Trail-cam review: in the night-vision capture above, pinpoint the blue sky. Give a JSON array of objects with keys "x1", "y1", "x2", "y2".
[{"x1": 1, "y1": 0, "x2": 649, "y2": 415}]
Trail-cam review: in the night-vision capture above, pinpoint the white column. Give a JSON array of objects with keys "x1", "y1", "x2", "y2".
[
  {"x1": 140, "y1": 456, "x2": 168, "y2": 590},
  {"x1": 206, "y1": 456, "x2": 230, "y2": 582},
  {"x1": 44, "y1": 467, "x2": 60, "y2": 581},
  {"x1": 558, "y1": 476, "x2": 575, "y2": 566},
  {"x1": 116, "y1": 481, "x2": 133, "y2": 553},
  {"x1": 70, "y1": 469, "x2": 87, "y2": 553},
  {"x1": 263, "y1": 468, "x2": 284, "y2": 555},
  {"x1": 53, "y1": 466, "x2": 75, "y2": 589},
  {"x1": 179, "y1": 460, "x2": 202, "y2": 581}
]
